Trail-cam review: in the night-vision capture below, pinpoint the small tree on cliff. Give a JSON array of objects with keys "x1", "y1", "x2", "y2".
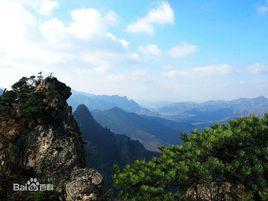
[
  {"x1": 0, "y1": 73, "x2": 45, "y2": 119},
  {"x1": 113, "y1": 115, "x2": 268, "y2": 201}
]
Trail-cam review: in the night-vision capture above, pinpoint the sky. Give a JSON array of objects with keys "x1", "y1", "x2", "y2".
[{"x1": 0, "y1": 0, "x2": 267, "y2": 102}]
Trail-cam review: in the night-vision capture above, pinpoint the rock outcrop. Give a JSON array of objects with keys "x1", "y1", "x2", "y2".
[
  {"x1": 65, "y1": 168, "x2": 103, "y2": 201},
  {"x1": 0, "y1": 76, "x2": 105, "y2": 200}
]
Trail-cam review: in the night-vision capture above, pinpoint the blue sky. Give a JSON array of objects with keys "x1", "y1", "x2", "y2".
[{"x1": 0, "y1": 0, "x2": 267, "y2": 102}]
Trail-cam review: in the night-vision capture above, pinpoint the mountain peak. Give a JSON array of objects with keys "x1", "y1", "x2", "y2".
[
  {"x1": 76, "y1": 103, "x2": 91, "y2": 113},
  {"x1": 74, "y1": 104, "x2": 97, "y2": 123},
  {"x1": 68, "y1": 90, "x2": 147, "y2": 113},
  {"x1": 109, "y1": 106, "x2": 125, "y2": 113}
]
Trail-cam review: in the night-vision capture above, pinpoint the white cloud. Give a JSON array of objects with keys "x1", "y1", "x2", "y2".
[
  {"x1": 164, "y1": 64, "x2": 232, "y2": 78},
  {"x1": 38, "y1": 0, "x2": 59, "y2": 16},
  {"x1": 247, "y1": 63, "x2": 268, "y2": 73},
  {"x1": 40, "y1": 8, "x2": 119, "y2": 41},
  {"x1": 126, "y1": 20, "x2": 154, "y2": 35},
  {"x1": 0, "y1": 1, "x2": 136, "y2": 75},
  {"x1": 168, "y1": 42, "x2": 197, "y2": 58},
  {"x1": 0, "y1": 2, "x2": 38, "y2": 57},
  {"x1": 125, "y1": 1, "x2": 174, "y2": 35},
  {"x1": 1, "y1": 0, "x2": 59, "y2": 16},
  {"x1": 105, "y1": 32, "x2": 129, "y2": 48},
  {"x1": 105, "y1": 11, "x2": 119, "y2": 25},
  {"x1": 39, "y1": 18, "x2": 67, "y2": 42},
  {"x1": 185, "y1": 65, "x2": 232, "y2": 76},
  {"x1": 129, "y1": 53, "x2": 143, "y2": 62},
  {"x1": 69, "y1": 8, "x2": 110, "y2": 39},
  {"x1": 257, "y1": 6, "x2": 268, "y2": 14},
  {"x1": 164, "y1": 63, "x2": 268, "y2": 79},
  {"x1": 257, "y1": 0, "x2": 268, "y2": 15},
  {"x1": 138, "y1": 44, "x2": 161, "y2": 59}
]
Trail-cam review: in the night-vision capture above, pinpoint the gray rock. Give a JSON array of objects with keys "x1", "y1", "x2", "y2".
[{"x1": 66, "y1": 168, "x2": 104, "y2": 201}]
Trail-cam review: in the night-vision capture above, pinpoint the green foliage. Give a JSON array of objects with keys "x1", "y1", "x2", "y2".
[
  {"x1": 0, "y1": 73, "x2": 45, "y2": 118},
  {"x1": 0, "y1": 90, "x2": 16, "y2": 115},
  {"x1": 19, "y1": 91, "x2": 45, "y2": 118},
  {"x1": 113, "y1": 115, "x2": 268, "y2": 200}
]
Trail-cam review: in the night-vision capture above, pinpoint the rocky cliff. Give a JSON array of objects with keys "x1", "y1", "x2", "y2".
[{"x1": 0, "y1": 75, "x2": 105, "y2": 200}]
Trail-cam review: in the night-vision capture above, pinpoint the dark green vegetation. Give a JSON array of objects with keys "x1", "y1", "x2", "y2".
[
  {"x1": 113, "y1": 115, "x2": 268, "y2": 201},
  {"x1": 73, "y1": 104, "x2": 158, "y2": 185},
  {"x1": 92, "y1": 107, "x2": 192, "y2": 152},
  {"x1": 0, "y1": 74, "x2": 45, "y2": 119}
]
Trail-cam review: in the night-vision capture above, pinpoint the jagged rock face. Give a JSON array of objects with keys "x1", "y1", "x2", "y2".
[
  {"x1": 0, "y1": 77, "x2": 104, "y2": 200},
  {"x1": 66, "y1": 168, "x2": 104, "y2": 201}
]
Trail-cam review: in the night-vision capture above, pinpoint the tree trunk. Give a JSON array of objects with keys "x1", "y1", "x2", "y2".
[{"x1": 253, "y1": 191, "x2": 262, "y2": 201}]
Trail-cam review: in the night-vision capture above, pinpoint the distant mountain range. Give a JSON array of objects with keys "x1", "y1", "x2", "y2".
[
  {"x1": 91, "y1": 107, "x2": 192, "y2": 151},
  {"x1": 73, "y1": 104, "x2": 157, "y2": 185},
  {"x1": 0, "y1": 88, "x2": 3, "y2": 95},
  {"x1": 156, "y1": 96, "x2": 268, "y2": 127},
  {"x1": 70, "y1": 91, "x2": 268, "y2": 151},
  {"x1": 68, "y1": 90, "x2": 149, "y2": 113}
]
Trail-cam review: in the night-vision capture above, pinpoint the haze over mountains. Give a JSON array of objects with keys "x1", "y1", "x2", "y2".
[
  {"x1": 91, "y1": 107, "x2": 191, "y2": 151},
  {"x1": 68, "y1": 91, "x2": 268, "y2": 152},
  {"x1": 73, "y1": 104, "x2": 157, "y2": 184},
  {"x1": 155, "y1": 96, "x2": 268, "y2": 128},
  {"x1": 157, "y1": 96, "x2": 268, "y2": 116},
  {"x1": 68, "y1": 90, "x2": 148, "y2": 113}
]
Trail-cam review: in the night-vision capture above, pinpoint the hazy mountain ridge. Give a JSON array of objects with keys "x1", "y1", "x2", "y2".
[
  {"x1": 158, "y1": 96, "x2": 268, "y2": 115},
  {"x1": 156, "y1": 96, "x2": 268, "y2": 126},
  {"x1": 138, "y1": 100, "x2": 173, "y2": 109},
  {"x1": 141, "y1": 114, "x2": 194, "y2": 133},
  {"x1": 68, "y1": 90, "x2": 149, "y2": 113},
  {"x1": 73, "y1": 104, "x2": 158, "y2": 185},
  {"x1": 70, "y1": 92, "x2": 268, "y2": 151},
  {"x1": 91, "y1": 107, "x2": 190, "y2": 152}
]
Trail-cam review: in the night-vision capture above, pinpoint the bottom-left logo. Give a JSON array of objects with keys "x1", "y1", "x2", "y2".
[{"x1": 13, "y1": 178, "x2": 54, "y2": 192}]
